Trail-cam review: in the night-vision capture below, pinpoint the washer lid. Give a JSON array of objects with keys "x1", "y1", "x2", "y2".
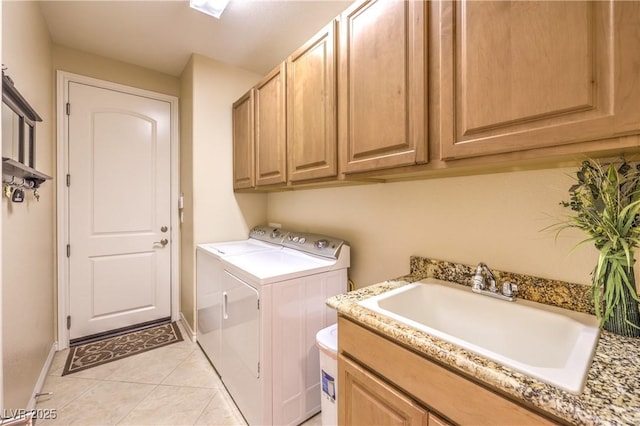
[
  {"x1": 197, "y1": 239, "x2": 280, "y2": 258},
  {"x1": 222, "y1": 247, "x2": 336, "y2": 283}
]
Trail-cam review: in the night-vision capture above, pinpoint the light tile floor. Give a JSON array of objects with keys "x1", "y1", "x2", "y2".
[{"x1": 35, "y1": 321, "x2": 321, "y2": 425}]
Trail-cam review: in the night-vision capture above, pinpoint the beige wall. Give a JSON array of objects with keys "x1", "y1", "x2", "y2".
[
  {"x1": 2, "y1": 1, "x2": 54, "y2": 410},
  {"x1": 268, "y1": 168, "x2": 599, "y2": 289},
  {"x1": 179, "y1": 56, "x2": 196, "y2": 331},
  {"x1": 191, "y1": 54, "x2": 266, "y2": 244},
  {"x1": 52, "y1": 45, "x2": 180, "y2": 97},
  {"x1": 180, "y1": 54, "x2": 266, "y2": 331}
]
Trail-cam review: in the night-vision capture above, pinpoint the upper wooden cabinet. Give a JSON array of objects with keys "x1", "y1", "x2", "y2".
[
  {"x1": 287, "y1": 20, "x2": 339, "y2": 182},
  {"x1": 437, "y1": 0, "x2": 640, "y2": 160},
  {"x1": 255, "y1": 63, "x2": 287, "y2": 187},
  {"x1": 339, "y1": 0, "x2": 427, "y2": 174},
  {"x1": 233, "y1": 0, "x2": 640, "y2": 191},
  {"x1": 232, "y1": 89, "x2": 254, "y2": 190}
]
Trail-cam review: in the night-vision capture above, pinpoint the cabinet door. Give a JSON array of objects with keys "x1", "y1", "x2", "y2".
[
  {"x1": 339, "y1": 354, "x2": 428, "y2": 426},
  {"x1": 339, "y1": 0, "x2": 427, "y2": 174},
  {"x1": 437, "y1": 0, "x2": 640, "y2": 160},
  {"x1": 255, "y1": 63, "x2": 287, "y2": 186},
  {"x1": 287, "y1": 20, "x2": 338, "y2": 182},
  {"x1": 232, "y1": 89, "x2": 254, "y2": 189},
  {"x1": 428, "y1": 413, "x2": 453, "y2": 426}
]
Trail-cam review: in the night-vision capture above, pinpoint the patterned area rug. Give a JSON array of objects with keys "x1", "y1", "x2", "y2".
[{"x1": 62, "y1": 322, "x2": 183, "y2": 376}]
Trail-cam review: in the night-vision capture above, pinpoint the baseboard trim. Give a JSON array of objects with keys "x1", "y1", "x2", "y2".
[
  {"x1": 27, "y1": 341, "x2": 58, "y2": 410},
  {"x1": 179, "y1": 312, "x2": 196, "y2": 343}
]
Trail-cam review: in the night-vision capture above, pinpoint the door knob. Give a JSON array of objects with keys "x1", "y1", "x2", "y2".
[{"x1": 153, "y1": 238, "x2": 169, "y2": 247}]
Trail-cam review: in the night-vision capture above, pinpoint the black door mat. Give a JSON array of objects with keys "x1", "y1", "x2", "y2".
[{"x1": 62, "y1": 322, "x2": 183, "y2": 376}]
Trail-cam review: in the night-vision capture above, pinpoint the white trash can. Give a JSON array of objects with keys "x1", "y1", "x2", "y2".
[{"x1": 316, "y1": 323, "x2": 338, "y2": 426}]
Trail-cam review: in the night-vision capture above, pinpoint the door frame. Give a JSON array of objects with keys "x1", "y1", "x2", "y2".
[{"x1": 55, "y1": 71, "x2": 180, "y2": 350}]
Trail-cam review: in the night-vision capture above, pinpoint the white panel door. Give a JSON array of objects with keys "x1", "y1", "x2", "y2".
[{"x1": 68, "y1": 82, "x2": 171, "y2": 340}]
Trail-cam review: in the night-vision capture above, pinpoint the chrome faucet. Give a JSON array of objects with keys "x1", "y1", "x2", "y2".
[
  {"x1": 472, "y1": 263, "x2": 497, "y2": 292},
  {"x1": 471, "y1": 262, "x2": 517, "y2": 301}
]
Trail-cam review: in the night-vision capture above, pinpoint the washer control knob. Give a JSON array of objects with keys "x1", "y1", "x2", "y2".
[
  {"x1": 292, "y1": 236, "x2": 299, "y2": 242},
  {"x1": 315, "y1": 239, "x2": 328, "y2": 249},
  {"x1": 271, "y1": 229, "x2": 280, "y2": 238},
  {"x1": 299, "y1": 237, "x2": 306, "y2": 244}
]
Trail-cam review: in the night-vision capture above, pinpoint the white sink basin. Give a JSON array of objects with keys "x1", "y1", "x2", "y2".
[{"x1": 358, "y1": 278, "x2": 600, "y2": 394}]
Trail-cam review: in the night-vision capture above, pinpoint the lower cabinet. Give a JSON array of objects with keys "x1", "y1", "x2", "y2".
[
  {"x1": 337, "y1": 317, "x2": 558, "y2": 426},
  {"x1": 340, "y1": 354, "x2": 430, "y2": 426}
]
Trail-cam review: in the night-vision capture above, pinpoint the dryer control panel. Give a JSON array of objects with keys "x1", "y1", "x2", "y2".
[
  {"x1": 249, "y1": 225, "x2": 348, "y2": 259},
  {"x1": 283, "y1": 231, "x2": 348, "y2": 259},
  {"x1": 249, "y1": 225, "x2": 289, "y2": 245}
]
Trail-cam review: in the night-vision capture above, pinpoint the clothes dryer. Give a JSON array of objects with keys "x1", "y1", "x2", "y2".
[
  {"x1": 219, "y1": 231, "x2": 350, "y2": 426},
  {"x1": 196, "y1": 226, "x2": 286, "y2": 372}
]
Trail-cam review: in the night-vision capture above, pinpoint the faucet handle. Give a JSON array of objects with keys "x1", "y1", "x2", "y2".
[
  {"x1": 472, "y1": 265, "x2": 485, "y2": 291},
  {"x1": 488, "y1": 277, "x2": 498, "y2": 293},
  {"x1": 502, "y1": 281, "x2": 518, "y2": 298}
]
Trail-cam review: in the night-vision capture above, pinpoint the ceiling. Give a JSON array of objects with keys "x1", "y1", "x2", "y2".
[{"x1": 39, "y1": 0, "x2": 353, "y2": 77}]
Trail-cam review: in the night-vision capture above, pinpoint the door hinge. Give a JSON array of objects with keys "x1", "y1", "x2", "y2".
[
  {"x1": 66, "y1": 315, "x2": 71, "y2": 330},
  {"x1": 66, "y1": 244, "x2": 70, "y2": 257},
  {"x1": 257, "y1": 362, "x2": 260, "y2": 376},
  {"x1": 66, "y1": 174, "x2": 71, "y2": 187},
  {"x1": 257, "y1": 299, "x2": 260, "y2": 310},
  {"x1": 66, "y1": 102, "x2": 70, "y2": 116}
]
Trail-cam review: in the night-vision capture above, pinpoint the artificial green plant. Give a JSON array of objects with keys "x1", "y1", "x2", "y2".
[{"x1": 556, "y1": 158, "x2": 640, "y2": 336}]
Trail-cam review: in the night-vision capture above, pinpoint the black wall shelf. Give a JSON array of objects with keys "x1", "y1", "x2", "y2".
[
  {"x1": 2, "y1": 158, "x2": 52, "y2": 188},
  {"x1": 2, "y1": 69, "x2": 50, "y2": 193}
]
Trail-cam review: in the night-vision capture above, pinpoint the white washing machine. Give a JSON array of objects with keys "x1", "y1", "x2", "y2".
[
  {"x1": 196, "y1": 226, "x2": 287, "y2": 373},
  {"x1": 218, "y1": 231, "x2": 350, "y2": 426}
]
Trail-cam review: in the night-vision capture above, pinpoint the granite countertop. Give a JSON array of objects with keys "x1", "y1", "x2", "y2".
[{"x1": 328, "y1": 258, "x2": 640, "y2": 426}]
